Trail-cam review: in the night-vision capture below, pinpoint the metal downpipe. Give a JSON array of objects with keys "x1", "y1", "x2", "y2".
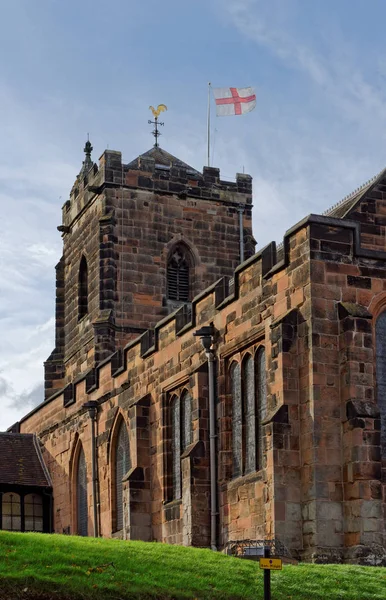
[
  {"x1": 206, "y1": 349, "x2": 217, "y2": 551},
  {"x1": 238, "y1": 205, "x2": 245, "y2": 263},
  {"x1": 84, "y1": 401, "x2": 99, "y2": 537}
]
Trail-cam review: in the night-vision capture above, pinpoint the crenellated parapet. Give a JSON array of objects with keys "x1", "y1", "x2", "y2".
[
  {"x1": 29, "y1": 211, "x2": 386, "y2": 415},
  {"x1": 12, "y1": 202, "x2": 386, "y2": 562},
  {"x1": 61, "y1": 148, "x2": 252, "y2": 231}
]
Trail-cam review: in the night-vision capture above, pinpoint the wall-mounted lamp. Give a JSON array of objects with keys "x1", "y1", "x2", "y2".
[{"x1": 193, "y1": 325, "x2": 214, "y2": 353}]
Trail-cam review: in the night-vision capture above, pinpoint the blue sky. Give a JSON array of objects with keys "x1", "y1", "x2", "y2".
[{"x1": 1, "y1": 0, "x2": 386, "y2": 429}]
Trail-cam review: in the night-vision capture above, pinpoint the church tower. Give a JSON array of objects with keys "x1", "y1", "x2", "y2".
[{"x1": 44, "y1": 141, "x2": 254, "y2": 398}]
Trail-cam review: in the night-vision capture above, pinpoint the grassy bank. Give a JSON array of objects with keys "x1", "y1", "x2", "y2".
[{"x1": 0, "y1": 531, "x2": 385, "y2": 599}]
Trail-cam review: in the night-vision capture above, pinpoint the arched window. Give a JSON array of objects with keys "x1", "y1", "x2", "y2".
[
  {"x1": 24, "y1": 494, "x2": 43, "y2": 532},
  {"x1": 115, "y1": 421, "x2": 130, "y2": 532},
  {"x1": 375, "y1": 313, "x2": 386, "y2": 458},
  {"x1": 231, "y1": 348, "x2": 266, "y2": 478},
  {"x1": 256, "y1": 347, "x2": 267, "y2": 470},
  {"x1": 170, "y1": 390, "x2": 193, "y2": 501},
  {"x1": 77, "y1": 446, "x2": 88, "y2": 536},
  {"x1": 2, "y1": 493, "x2": 21, "y2": 531},
  {"x1": 171, "y1": 395, "x2": 181, "y2": 499},
  {"x1": 231, "y1": 362, "x2": 242, "y2": 477},
  {"x1": 78, "y1": 256, "x2": 88, "y2": 320},
  {"x1": 167, "y1": 245, "x2": 191, "y2": 302},
  {"x1": 243, "y1": 355, "x2": 256, "y2": 474},
  {"x1": 181, "y1": 391, "x2": 192, "y2": 452}
]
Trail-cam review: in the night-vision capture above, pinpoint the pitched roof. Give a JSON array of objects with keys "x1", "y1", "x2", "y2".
[
  {"x1": 127, "y1": 146, "x2": 201, "y2": 175},
  {"x1": 323, "y1": 167, "x2": 386, "y2": 219},
  {"x1": 0, "y1": 433, "x2": 52, "y2": 488}
]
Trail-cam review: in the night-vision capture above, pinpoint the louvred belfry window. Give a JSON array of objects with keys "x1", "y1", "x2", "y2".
[{"x1": 167, "y1": 247, "x2": 190, "y2": 301}]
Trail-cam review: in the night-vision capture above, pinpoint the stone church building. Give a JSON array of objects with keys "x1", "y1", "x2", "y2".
[{"x1": 5, "y1": 140, "x2": 386, "y2": 564}]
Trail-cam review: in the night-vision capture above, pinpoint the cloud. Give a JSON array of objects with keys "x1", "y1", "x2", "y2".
[
  {"x1": 0, "y1": 375, "x2": 44, "y2": 412},
  {"x1": 221, "y1": 0, "x2": 386, "y2": 133},
  {"x1": 2, "y1": 0, "x2": 386, "y2": 432},
  {"x1": 210, "y1": 0, "x2": 386, "y2": 249},
  {"x1": 8, "y1": 383, "x2": 44, "y2": 412}
]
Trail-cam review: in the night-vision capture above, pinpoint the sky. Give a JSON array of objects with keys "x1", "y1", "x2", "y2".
[{"x1": 2, "y1": 0, "x2": 386, "y2": 430}]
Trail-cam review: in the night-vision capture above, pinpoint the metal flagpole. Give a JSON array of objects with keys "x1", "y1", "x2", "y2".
[{"x1": 207, "y1": 82, "x2": 211, "y2": 166}]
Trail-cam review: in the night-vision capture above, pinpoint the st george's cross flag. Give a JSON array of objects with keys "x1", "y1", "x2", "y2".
[{"x1": 213, "y1": 87, "x2": 256, "y2": 116}]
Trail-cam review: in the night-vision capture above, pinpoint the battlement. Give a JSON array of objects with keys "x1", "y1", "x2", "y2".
[
  {"x1": 61, "y1": 147, "x2": 252, "y2": 229},
  {"x1": 20, "y1": 209, "x2": 386, "y2": 423}
]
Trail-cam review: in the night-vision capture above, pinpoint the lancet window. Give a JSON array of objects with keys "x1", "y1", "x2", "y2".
[
  {"x1": 171, "y1": 390, "x2": 193, "y2": 499},
  {"x1": 115, "y1": 421, "x2": 130, "y2": 532},
  {"x1": 78, "y1": 255, "x2": 88, "y2": 320},
  {"x1": 231, "y1": 347, "x2": 266, "y2": 477},
  {"x1": 77, "y1": 446, "x2": 88, "y2": 536}
]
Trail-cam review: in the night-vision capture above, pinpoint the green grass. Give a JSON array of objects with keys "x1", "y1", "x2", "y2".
[{"x1": 0, "y1": 531, "x2": 385, "y2": 599}]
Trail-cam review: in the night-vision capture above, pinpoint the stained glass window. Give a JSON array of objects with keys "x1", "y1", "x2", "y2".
[
  {"x1": 77, "y1": 447, "x2": 88, "y2": 536},
  {"x1": 376, "y1": 313, "x2": 386, "y2": 459},
  {"x1": 243, "y1": 355, "x2": 256, "y2": 473},
  {"x1": 256, "y1": 347, "x2": 267, "y2": 469},
  {"x1": 171, "y1": 395, "x2": 181, "y2": 499},
  {"x1": 231, "y1": 362, "x2": 242, "y2": 477},
  {"x1": 181, "y1": 391, "x2": 192, "y2": 452},
  {"x1": 115, "y1": 421, "x2": 130, "y2": 531}
]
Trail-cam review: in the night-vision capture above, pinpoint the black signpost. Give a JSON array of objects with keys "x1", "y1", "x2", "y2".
[
  {"x1": 263, "y1": 546, "x2": 271, "y2": 600},
  {"x1": 258, "y1": 545, "x2": 282, "y2": 599}
]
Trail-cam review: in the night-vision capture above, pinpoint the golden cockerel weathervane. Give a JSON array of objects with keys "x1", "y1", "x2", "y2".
[{"x1": 148, "y1": 104, "x2": 167, "y2": 147}]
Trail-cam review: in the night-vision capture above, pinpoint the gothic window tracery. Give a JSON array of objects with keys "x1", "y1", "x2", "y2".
[
  {"x1": 171, "y1": 395, "x2": 181, "y2": 499},
  {"x1": 243, "y1": 354, "x2": 256, "y2": 473},
  {"x1": 256, "y1": 347, "x2": 266, "y2": 469},
  {"x1": 170, "y1": 389, "x2": 193, "y2": 500},
  {"x1": 167, "y1": 246, "x2": 191, "y2": 302},
  {"x1": 78, "y1": 255, "x2": 88, "y2": 320},
  {"x1": 181, "y1": 390, "x2": 193, "y2": 452},
  {"x1": 231, "y1": 361, "x2": 242, "y2": 477},
  {"x1": 231, "y1": 346, "x2": 266, "y2": 477},
  {"x1": 77, "y1": 446, "x2": 88, "y2": 536},
  {"x1": 115, "y1": 421, "x2": 130, "y2": 532}
]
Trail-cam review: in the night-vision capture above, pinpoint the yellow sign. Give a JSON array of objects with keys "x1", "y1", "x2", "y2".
[{"x1": 259, "y1": 558, "x2": 282, "y2": 570}]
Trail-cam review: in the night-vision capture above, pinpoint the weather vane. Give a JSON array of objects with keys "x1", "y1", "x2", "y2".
[{"x1": 148, "y1": 104, "x2": 167, "y2": 147}]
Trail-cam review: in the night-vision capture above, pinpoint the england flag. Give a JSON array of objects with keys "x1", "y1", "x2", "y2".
[{"x1": 212, "y1": 87, "x2": 256, "y2": 117}]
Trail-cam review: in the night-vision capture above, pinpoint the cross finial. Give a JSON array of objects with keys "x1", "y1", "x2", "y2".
[{"x1": 148, "y1": 104, "x2": 167, "y2": 147}]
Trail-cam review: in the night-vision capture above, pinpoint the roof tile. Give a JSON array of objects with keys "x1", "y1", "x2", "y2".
[{"x1": 0, "y1": 433, "x2": 51, "y2": 487}]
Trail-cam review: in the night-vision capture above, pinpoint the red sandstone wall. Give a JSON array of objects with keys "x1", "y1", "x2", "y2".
[
  {"x1": 45, "y1": 149, "x2": 253, "y2": 397},
  {"x1": 22, "y1": 203, "x2": 386, "y2": 563}
]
